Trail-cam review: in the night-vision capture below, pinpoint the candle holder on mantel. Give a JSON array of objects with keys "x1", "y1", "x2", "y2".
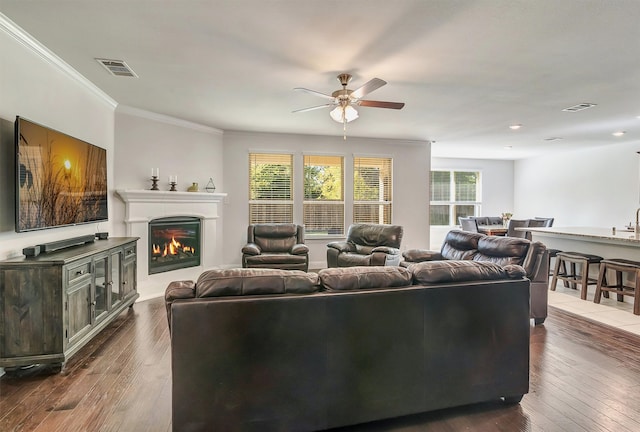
[
  {"x1": 150, "y1": 176, "x2": 159, "y2": 191},
  {"x1": 169, "y1": 181, "x2": 177, "y2": 192}
]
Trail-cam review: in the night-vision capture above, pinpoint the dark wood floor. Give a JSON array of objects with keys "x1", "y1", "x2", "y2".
[{"x1": 2, "y1": 298, "x2": 640, "y2": 432}]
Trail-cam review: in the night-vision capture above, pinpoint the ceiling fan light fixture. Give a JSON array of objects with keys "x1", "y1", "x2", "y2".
[{"x1": 330, "y1": 105, "x2": 359, "y2": 123}]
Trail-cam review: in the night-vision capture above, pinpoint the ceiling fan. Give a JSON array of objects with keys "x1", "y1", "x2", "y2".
[{"x1": 293, "y1": 73, "x2": 405, "y2": 130}]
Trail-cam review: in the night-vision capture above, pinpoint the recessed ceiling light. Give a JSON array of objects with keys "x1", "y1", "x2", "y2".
[
  {"x1": 544, "y1": 137, "x2": 564, "y2": 141},
  {"x1": 509, "y1": 124, "x2": 522, "y2": 130},
  {"x1": 612, "y1": 131, "x2": 626, "y2": 137},
  {"x1": 504, "y1": 145, "x2": 513, "y2": 150}
]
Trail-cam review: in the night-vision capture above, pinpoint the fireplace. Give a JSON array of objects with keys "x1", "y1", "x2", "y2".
[{"x1": 148, "y1": 216, "x2": 201, "y2": 274}]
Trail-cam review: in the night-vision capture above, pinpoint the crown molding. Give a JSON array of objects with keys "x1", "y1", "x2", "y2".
[
  {"x1": 116, "y1": 105, "x2": 224, "y2": 135},
  {"x1": 0, "y1": 13, "x2": 117, "y2": 109}
]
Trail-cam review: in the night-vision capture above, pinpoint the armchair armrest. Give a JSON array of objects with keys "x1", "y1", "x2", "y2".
[
  {"x1": 371, "y1": 246, "x2": 400, "y2": 255},
  {"x1": 241, "y1": 243, "x2": 261, "y2": 255},
  {"x1": 402, "y1": 249, "x2": 443, "y2": 263},
  {"x1": 290, "y1": 244, "x2": 309, "y2": 255},
  {"x1": 327, "y1": 241, "x2": 355, "y2": 253}
]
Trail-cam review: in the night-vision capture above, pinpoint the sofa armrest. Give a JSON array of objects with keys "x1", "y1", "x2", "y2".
[
  {"x1": 327, "y1": 241, "x2": 354, "y2": 253},
  {"x1": 164, "y1": 280, "x2": 196, "y2": 330},
  {"x1": 402, "y1": 249, "x2": 443, "y2": 262},
  {"x1": 290, "y1": 244, "x2": 309, "y2": 255},
  {"x1": 242, "y1": 243, "x2": 261, "y2": 255},
  {"x1": 371, "y1": 246, "x2": 400, "y2": 255}
]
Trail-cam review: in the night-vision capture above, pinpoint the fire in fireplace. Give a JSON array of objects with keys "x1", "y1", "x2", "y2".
[{"x1": 148, "y1": 216, "x2": 201, "y2": 274}]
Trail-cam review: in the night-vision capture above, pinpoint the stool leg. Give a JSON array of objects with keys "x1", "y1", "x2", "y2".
[
  {"x1": 570, "y1": 262, "x2": 578, "y2": 290},
  {"x1": 562, "y1": 260, "x2": 569, "y2": 288},
  {"x1": 594, "y1": 264, "x2": 606, "y2": 304},
  {"x1": 550, "y1": 256, "x2": 561, "y2": 291},
  {"x1": 633, "y1": 269, "x2": 640, "y2": 316},
  {"x1": 580, "y1": 261, "x2": 589, "y2": 300},
  {"x1": 615, "y1": 270, "x2": 624, "y2": 302}
]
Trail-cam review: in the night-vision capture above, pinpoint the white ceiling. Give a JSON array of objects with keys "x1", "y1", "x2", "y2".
[{"x1": 3, "y1": 0, "x2": 640, "y2": 159}]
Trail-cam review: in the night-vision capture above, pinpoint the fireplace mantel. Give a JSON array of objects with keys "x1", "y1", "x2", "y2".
[{"x1": 116, "y1": 189, "x2": 227, "y2": 300}]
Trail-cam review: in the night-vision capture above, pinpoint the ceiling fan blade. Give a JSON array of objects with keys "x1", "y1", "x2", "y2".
[
  {"x1": 350, "y1": 78, "x2": 386, "y2": 99},
  {"x1": 294, "y1": 87, "x2": 335, "y2": 100},
  {"x1": 292, "y1": 104, "x2": 332, "y2": 113},
  {"x1": 357, "y1": 100, "x2": 405, "y2": 109}
]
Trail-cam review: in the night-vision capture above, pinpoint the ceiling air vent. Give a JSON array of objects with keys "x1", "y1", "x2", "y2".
[
  {"x1": 562, "y1": 103, "x2": 596, "y2": 112},
  {"x1": 95, "y1": 58, "x2": 138, "y2": 77}
]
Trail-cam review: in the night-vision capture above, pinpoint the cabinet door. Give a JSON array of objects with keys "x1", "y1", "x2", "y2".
[
  {"x1": 66, "y1": 281, "x2": 92, "y2": 346},
  {"x1": 122, "y1": 244, "x2": 137, "y2": 300},
  {"x1": 93, "y1": 254, "x2": 109, "y2": 323},
  {"x1": 110, "y1": 249, "x2": 122, "y2": 308}
]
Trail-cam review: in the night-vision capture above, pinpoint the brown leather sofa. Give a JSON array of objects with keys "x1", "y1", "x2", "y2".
[
  {"x1": 242, "y1": 223, "x2": 309, "y2": 271},
  {"x1": 165, "y1": 264, "x2": 530, "y2": 432},
  {"x1": 402, "y1": 229, "x2": 549, "y2": 324},
  {"x1": 327, "y1": 223, "x2": 403, "y2": 267}
]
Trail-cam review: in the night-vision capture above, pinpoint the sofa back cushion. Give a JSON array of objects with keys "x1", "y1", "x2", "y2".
[
  {"x1": 196, "y1": 268, "x2": 319, "y2": 297},
  {"x1": 318, "y1": 266, "x2": 412, "y2": 291},
  {"x1": 410, "y1": 260, "x2": 526, "y2": 284},
  {"x1": 474, "y1": 236, "x2": 529, "y2": 266},
  {"x1": 347, "y1": 223, "x2": 403, "y2": 249},
  {"x1": 252, "y1": 224, "x2": 299, "y2": 252},
  {"x1": 440, "y1": 230, "x2": 484, "y2": 260}
]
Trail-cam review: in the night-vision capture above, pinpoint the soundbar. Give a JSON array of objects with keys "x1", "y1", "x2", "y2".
[{"x1": 38, "y1": 234, "x2": 96, "y2": 253}]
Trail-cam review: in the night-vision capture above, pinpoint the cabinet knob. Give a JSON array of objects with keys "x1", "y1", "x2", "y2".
[{"x1": 76, "y1": 270, "x2": 85, "y2": 276}]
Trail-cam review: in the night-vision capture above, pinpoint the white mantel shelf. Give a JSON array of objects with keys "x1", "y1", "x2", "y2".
[{"x1": 116, "y1": 189, "x2": 226, "y2": 204}]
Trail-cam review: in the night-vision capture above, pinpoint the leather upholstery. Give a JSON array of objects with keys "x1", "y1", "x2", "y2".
[
  {"x1": 409, "y1": 260, "x2": 526, "y2": 284},
  {"x1": 327, "y1": 223, "x2": 403, "y2": 267},
  {"x1": 318, "y1": 266, "x2": 412, "y2": 290},
  {"x1": 402, "y1": 229, "x2": 549, "y2": 324},
  {"x1": 242, "y1": 223, "x2": 309, "y2": 271},
  {"x1": 166, "y1": 266, "x2": 530, "y2": 431}
]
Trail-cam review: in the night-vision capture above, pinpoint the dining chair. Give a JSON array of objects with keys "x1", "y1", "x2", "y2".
[
  {"x1": 526, "y1": 218, "x2": 548, "y2": 240},
  {"x1": 507, "y1": 219, "x2": 530, "y2": 238},
  {"x1": 534, "y1": 217, "x2": 554, "y2": 227},
  {"x1": 459, "y1": 217, "x2": 479, "y2": 233}
]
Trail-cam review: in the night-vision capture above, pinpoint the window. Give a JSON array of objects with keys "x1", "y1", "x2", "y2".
[
  {"x1": 353, "y1": 157, "x2": 392, "y2": 224},
  {"x1": 248, "y1": 153, "x2": 293, "y2": 224},
  {"x1": 303, "y1": 155, "x2": 344, "y2": 235},
  {"x1": 430, "y1": 170, "x2": 480, "y2": 225}
]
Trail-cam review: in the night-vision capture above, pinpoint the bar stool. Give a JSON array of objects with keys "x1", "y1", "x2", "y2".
[
  {"x1": 550, "y1": 252, "x2": 603, "y2": 300},
  {"x1": 594, "y1": 258, "x2": 640, "y2": 315}
]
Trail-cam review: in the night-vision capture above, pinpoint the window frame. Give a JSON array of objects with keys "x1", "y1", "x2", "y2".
[
  {"x1": 353, "y1": 156, "x2": 393, "y2": 225},
  {"x1": 302, "y1": 154, "x2": 345, "y2": 237},
  {"x1": 429, "y1": 169, "x2": 482, "y2": 226},
  {"x1": 248, "y1": 152, "x2": 294, "y2": 224}
]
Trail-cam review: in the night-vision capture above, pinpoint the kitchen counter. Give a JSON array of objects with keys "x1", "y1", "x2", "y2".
[{"x1": 523, "y1": 226, "x2": 640, "y2": 261}]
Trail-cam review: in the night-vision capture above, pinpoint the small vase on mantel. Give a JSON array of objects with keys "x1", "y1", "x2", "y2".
[
  {"x1": 205, "y1": 177, "x2": 216, "y2": 193},
  {"x1": 187, "y1": 182, "x2": 199, "y2": 192}
]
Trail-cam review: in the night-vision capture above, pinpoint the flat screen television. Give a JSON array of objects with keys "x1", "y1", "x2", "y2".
[{"x1": 15, "y1": 116, "x2": 108, "y2": 232}]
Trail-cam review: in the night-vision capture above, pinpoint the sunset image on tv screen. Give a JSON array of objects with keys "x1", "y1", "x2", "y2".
[{"x1": 16, "y1": 118, "x2": 108, "y2": 232}]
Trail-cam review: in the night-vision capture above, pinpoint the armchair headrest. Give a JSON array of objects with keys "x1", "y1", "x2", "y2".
[
  {"x1": 252, "y1": 223, "x2": 299, "y2": 238},
  {"x1": 346, "y1": 224, "x2": 403, "y2": 248}
]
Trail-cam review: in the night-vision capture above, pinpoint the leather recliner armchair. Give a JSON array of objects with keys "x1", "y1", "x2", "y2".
[
  {"x1": 242, "y1": 224, "x2": 309, "y2": 271},
  {"x1": 327, "y1": 223, "x2": 403, "y2": 267}
]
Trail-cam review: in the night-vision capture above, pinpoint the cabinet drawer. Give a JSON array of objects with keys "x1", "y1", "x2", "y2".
[
  {"x1": 124, "y1": 244, "x2": 136, "y2": 258},
  {"x1": 66, "y1": 261, "x2": 91, "y2": 284}
]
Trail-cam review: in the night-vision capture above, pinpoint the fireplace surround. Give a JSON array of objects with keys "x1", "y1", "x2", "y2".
[{"x1": 116, "y1": 189, "x2": 226, "y2": 299}]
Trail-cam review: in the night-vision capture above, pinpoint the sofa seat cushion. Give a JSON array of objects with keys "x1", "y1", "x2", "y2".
[
  {"x1": 409, "y1": 260, "x2": 526, "y2": 284},
  {"x1": 243, "y1": 253, "x2": 308, "y2": 266},
  {"x1": 195, "y1": 268, "x2": 319, "y2": 297},
  {"x1": 336, "y1": 252, "x2": 371, "y2": 267},
  {"x1": 319, "y1": 266, "x2": 412, "y2": 291}
]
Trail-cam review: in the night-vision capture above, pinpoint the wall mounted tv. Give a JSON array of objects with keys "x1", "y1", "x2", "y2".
[{"x1": 15, "y1": 116, "x2": 108, "y2": 232}]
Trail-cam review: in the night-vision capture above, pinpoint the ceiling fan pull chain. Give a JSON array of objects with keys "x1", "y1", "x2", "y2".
[{"x1": 343, "y1": 117, "x2": 347, "y2": 140}]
